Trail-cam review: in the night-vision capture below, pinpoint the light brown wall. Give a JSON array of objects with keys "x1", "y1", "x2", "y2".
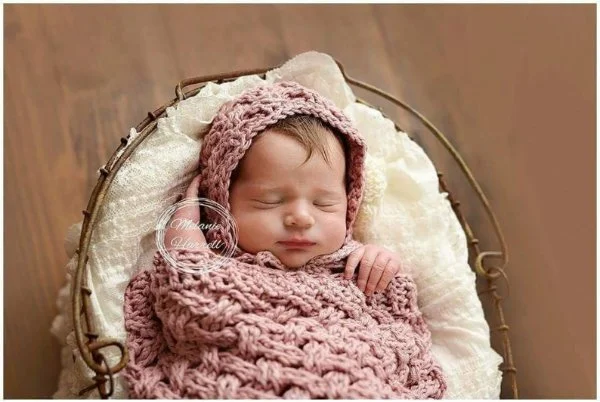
[{"x1": 4, "y1": 4, "x2": 595, "y2": 398}]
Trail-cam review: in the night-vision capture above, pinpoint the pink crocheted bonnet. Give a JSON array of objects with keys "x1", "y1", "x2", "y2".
[{"x1": 197, "y1": 81, "x2": 367, "y2": 266}]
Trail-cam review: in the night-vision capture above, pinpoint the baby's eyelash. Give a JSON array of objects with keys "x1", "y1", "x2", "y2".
[
  {"x1": 314, "y1": 202, "x2": 337, "y2": 207},
  {"x1": 252, "y1": 199, "x2": 282, "y2": 205},
  {"x1": 251, "y1": 199, "x2": 338, "y2": 208}
]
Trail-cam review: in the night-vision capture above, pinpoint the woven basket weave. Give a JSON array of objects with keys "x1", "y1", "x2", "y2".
[{"x1": 71, "y1": 59, "x2": 518, "y2": 399}]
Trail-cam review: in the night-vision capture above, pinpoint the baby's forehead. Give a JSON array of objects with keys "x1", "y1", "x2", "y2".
[
  {"x1": 228, "y1": 126, "x2": 348, "y2": 193},
  {"x1": 244, "y1": 181, "x2": 344, "y2": 194},
  {"x1": 242, "y1": 131, "x2": 344, "y2": 164}
]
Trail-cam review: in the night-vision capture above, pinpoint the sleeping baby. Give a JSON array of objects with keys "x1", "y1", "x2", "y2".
[
  {"x1": 165, "y1": 107, "x2": 402, "y2": 296},
  {"x1": 123, "y1": 81, "x2": 446, "y2": 399}
]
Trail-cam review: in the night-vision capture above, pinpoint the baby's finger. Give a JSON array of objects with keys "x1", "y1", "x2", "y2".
[
  {"x1": 173, "y1": 202, "x2": 199, "y2": 222},
  {"x1": 185, "y1": 174, "x2": 202, "y2": 199},
  {"x1": 374, "y1": 260, "x2": 398, "y2": 293},
  {"x1": 176, "y1": 175, "x2": 202, "y2": 223},
  {"x1": 357, "y1": 247, "x2": 377, "y2": 292},
  {"x1": 365, "y1": 253, "x2": 390, "y2": 296},
  {"x1": 344, "y1": 246, "x2": 365, "y2": 279}
]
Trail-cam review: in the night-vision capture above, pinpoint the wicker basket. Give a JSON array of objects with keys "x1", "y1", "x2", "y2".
[{"x1": 71, "y1": 59, "x2": 518, "y2": 399}]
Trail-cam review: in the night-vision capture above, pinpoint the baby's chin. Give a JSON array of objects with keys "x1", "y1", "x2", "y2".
[
  {"x1": 273, "y1": 251, "x2": 317, "y2": 269},
  {"x1": 237, "y1": 242, "x2": 343, "y2": 269}
]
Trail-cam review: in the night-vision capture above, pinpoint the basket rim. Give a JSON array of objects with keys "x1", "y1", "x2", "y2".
[{"x1": 70, "y1": 58, "x2": 515, "y2": 399}]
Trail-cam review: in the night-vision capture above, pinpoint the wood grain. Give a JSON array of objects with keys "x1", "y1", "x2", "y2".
[{"x1": 4, "y1": 4, "x2": 595, "y2": 398}]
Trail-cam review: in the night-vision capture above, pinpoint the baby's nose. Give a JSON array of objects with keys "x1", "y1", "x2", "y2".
[{"x1": 284, "y1": 212, "x2": 315, "y2": 229}]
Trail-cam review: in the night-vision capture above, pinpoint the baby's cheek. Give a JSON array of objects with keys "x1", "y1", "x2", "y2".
[
  {"x1": 320, "y1": 212, "x2": 347, "y2": 246},
  {"x1": 232, "y1": 211, "x2": 277, "y2": 250}
]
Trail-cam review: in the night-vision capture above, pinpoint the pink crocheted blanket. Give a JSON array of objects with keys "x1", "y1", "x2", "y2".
[{"x1": 123, "y1": 249, "x2": 447, "y2": 399}]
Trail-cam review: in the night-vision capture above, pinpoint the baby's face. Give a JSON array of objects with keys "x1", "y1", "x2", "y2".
[{"x1": 229, "y1": 129, "x2": 347, "y2": 268}]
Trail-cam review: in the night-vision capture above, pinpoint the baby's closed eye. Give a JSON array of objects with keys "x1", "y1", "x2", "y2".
[
  {"x1": 313, "y1": 200, "x2": 338, "y2": 206},
  {"x1": 253, "y1": 199, "x2": 282, "y2": 205},
  {"x1": 313, "y1": 201, "x2": 340, "y2": 210},
  {"x1": 250, "y1": 198, "x2": 341, "y2": 211},
  {"x1": 251, "y1": 198, "x2": 282, "y2": 206}
]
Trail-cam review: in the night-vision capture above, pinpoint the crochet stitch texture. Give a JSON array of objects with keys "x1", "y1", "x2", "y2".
[{"x1": 123, "y1": 81, "x2": 447, "y2": 398}]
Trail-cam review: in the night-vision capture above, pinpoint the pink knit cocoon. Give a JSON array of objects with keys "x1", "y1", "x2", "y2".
[{"x1": 123, "y1": 81, "x2": 447, "y2": 398}]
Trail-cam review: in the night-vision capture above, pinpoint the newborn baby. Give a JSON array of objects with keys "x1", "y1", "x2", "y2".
[
  {"x1": 124, "y1": 81, "x2": 446, "y2": 399},
  {"x1": 166, "y1": 114, "x2": 402, "y2": 296}
]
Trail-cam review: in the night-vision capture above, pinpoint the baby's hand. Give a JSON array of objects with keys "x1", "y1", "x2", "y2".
[
  {"x1": 164, "y1": 174, "x2": 207, "y2": 251},
  {"x1": 344, "y1": 244, "x2": 403, "y2": 296}
]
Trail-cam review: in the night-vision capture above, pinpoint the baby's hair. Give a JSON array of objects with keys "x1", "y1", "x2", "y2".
[
  {"x1": 267, "y1": 115, "x2": 346, "y2": 167},
  {"x1": 229, "y1": 115, "x2": 349, "y2": 185}
]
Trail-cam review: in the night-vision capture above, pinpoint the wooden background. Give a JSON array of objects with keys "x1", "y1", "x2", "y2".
[{"x1": 4, "y1": 4, "x2": 595, "y2": 398}]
